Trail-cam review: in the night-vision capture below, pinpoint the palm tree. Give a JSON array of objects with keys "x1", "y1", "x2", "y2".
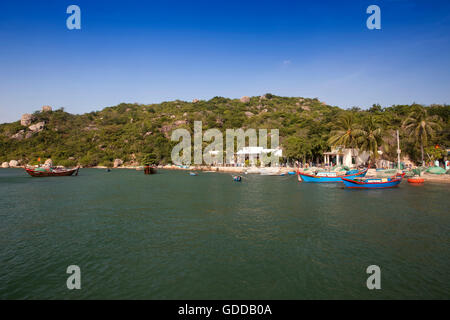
[
  {"x1": 402, "y1": 106, "x2": 441, "y2": 165},
  {"x1": 356, "y1": 116, "x2": 386, "y2": 164},
  {"x1": 328, "y1": 113, "x2": 361, "y2": 158}
]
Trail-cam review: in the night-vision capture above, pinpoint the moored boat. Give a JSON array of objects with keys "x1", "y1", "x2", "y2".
[
  {"x1": 342, "y1": 174, "x2": 403, "y2": 189},
  {"x1": 25, "y1": 166, "x2": 79, "y2": 177},
  {"x1": 298, "y1": 168, "x2": 368, "y2": 182}
]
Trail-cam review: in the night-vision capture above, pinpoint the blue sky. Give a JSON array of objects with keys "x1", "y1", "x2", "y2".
[{"x1": 0, "y1": 0, "x2": 449, "y2": 123}]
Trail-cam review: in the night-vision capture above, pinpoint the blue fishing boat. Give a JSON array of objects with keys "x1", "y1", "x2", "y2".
[
  {"x1": 288, "y1": 171, "x2": 296, "y2": 175},
  {"x1": 342, "y1": 174, "x2": 403, "y2": 189},
  {"x1": 298, "y1": 168, "x2": 368, "y2": 182}
]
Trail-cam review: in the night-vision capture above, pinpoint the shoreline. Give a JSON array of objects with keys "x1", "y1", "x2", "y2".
[{"x1": 2, "y1": 166, "x2": 449, "y2": 184}]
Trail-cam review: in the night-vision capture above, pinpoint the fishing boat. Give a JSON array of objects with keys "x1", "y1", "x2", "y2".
[
  {"x1": 233, "y1": 175, "x2": 242, "y2": 182},
  {"x1": 342, "y1": 174, "x2": 403, "y2": 189},
  {"x1": 298, "y1": 168, "x2": 368, "y2": 182},
  {"x1": 25, "y1": 166, "x2": 79, "y2": 177},
  {"x1": 144, "y1": 165, "x2": 157, "y2": 174},
  {"x1": 189, "y1": 172, "x2": 198, "y2": 176}
]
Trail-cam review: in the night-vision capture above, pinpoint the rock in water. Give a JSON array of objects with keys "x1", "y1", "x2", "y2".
[
  {"x1": 114, "y1": 159, "x2": 123, "y2": 168},
  {"x1": 1, "y1": 162, "x2": 9, "y2": 168},
  {"x1": 240, "y1": 96, "x2": 250, "y2": 103},
  {"x1": 42, "y1": 105, "x2": 52, "y2": 112},
  {"x1": 21, "y1": 114, "x2": 34, "y2": 126},
  {"x1": 29, "y1": 122, "x2": 45, "y2": 132}
]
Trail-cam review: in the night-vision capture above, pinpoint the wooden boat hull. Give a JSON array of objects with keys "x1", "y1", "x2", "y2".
[
  {"x1": 144, "y1": 166, "x2": 157, "y2": 174},
  {"x1": 342, "y1": 177, "x2": 402, "y2": 189},
  {"x1": 25, "y1": 167, "x2": 79, "y2": 177},
  {"x1": 298, "y1": 169, "x2": 368, "y2": 182}
]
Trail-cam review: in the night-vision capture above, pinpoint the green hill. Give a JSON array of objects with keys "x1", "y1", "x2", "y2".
[{"x1": 1, "y1": 95, "x2": 449, "y2": 167}]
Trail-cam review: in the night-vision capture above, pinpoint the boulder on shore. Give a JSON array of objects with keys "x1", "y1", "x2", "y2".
[
  {"x1": 2, "y1": 162, "x2": 9, "y2": 168},
  {"x1": 21, "y1": 114, "x2": 34, "y2": 126},
  {"x1": 9, "y1": 160, "x2": 19, "y2": 167},
  {"x1": 114, "y1": 159, "x2": 123, "y2": 168}
]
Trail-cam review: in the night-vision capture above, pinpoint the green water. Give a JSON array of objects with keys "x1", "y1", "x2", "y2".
[{"x1": 0, "y1": 168, "x2": 449, "y2": 299}]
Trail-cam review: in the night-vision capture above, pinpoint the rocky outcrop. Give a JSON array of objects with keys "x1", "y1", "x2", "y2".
[
  {"x1": 240, "y1": 96, "x2": 250, "y2": 103},
  {"x1": 29, "y1": 122, "x2": 45, "y2": 132},
  {"x1": 192, "y1": 99, "x2": 199, "y2": 103},
  {"x1": 11, "y1": 130, "x2": 25, "y2": 140},
  {"x1": 41, "y1": 105, "x2": 52, "y2": 112},
  {"x1": 25, "y1": 132, "x2": 34, "y2": 139},
  {"x1": 174, "y1": 120, "x2": 188, "y2": 126},
  {"x1": 244, "y1": 111, "x2": 254, "y2": 118},
  {"x1": 83, "y1": 124, "x2": 98, "y2": 131},
  {"x1": 113, "y1": 159, "x2": 123, "y2": 168},
  {"x1": 9, "y1": 160, "x2": 19, "y2": 167},
  {"x1": 160, "y1": 125, "x2": 172, "y2": 138},
  {"x1": 1, "y1": 162, "x2": 9, "y2": 168},
  {"x1": 21, "y1": 114, "x2": 34, "y2": 126}
]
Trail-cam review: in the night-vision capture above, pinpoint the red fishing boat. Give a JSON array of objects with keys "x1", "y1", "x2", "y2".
[{"x1": 24, "y1": 166, "x2": 80, "y2": 177}]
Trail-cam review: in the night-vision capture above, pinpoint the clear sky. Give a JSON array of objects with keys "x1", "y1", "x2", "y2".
[{"x1": 1, "y1": 0, "x2": 449, "y2": 123}]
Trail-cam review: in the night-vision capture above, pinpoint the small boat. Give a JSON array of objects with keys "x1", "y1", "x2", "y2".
[
  {"x1": 144, "y1": 166, "x2": 157, "y2": 174},
  {"x1": 233, "y1": 175, "x2": 242, "y2": 182},
  {"x1": 25, "y1": 166, "x2": 80, "y2": 177},
  {"x1": 298, "y1": 169, "x2": 368, "y2": 182},
  {"x1": 342, "y1": 175, "x2": 403, "y2": 189},
  {"x1": 288, "y1": 171, "x2": 296, "y2": 175},
  {"x1": 408, "y1": 177, "x2": 424, "y2": 184},
  {"x1": 189, "y1": 172, "x2": 198, "y2": 176}
]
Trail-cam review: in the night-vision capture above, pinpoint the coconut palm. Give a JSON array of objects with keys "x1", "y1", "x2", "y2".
[
  {"x1": 328, "y1": 113, "x2": 361, "y2": 157},
  {"x1": 356, "y1": 116, "x2": 386, "y2": 163},
  {"x1": 402, "y1": 106, "x2": 441, "y2": 165}
]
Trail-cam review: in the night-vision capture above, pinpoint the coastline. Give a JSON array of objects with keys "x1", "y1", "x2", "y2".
[
  {"x1": 87, "y1": 165, "x2": 450, "y2": 184},
  {"x1": 3, "y1": 165, "x2": 449, "y2": 183}
]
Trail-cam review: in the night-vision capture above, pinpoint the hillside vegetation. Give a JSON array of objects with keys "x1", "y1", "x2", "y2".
[{"x1": 0, "y1": 95, "x2": 449, "y2": 167}]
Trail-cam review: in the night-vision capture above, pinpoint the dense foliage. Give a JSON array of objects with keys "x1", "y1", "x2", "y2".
[{"x1": 0, "y1": 95, "x2": 448, "y2": 166}]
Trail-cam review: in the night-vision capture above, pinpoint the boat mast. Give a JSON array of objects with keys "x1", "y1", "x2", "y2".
[{"x1": 397, "y1": 130, "x2": 401, "y2": 170}]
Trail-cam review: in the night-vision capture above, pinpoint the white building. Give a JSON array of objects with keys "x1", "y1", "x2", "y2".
[
  {"x1": 323, "y1": 147, "x2": 370, "y2": 167},
  {"x1": 236, "y1": 146, "x2": 282, "y2": 166}
]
